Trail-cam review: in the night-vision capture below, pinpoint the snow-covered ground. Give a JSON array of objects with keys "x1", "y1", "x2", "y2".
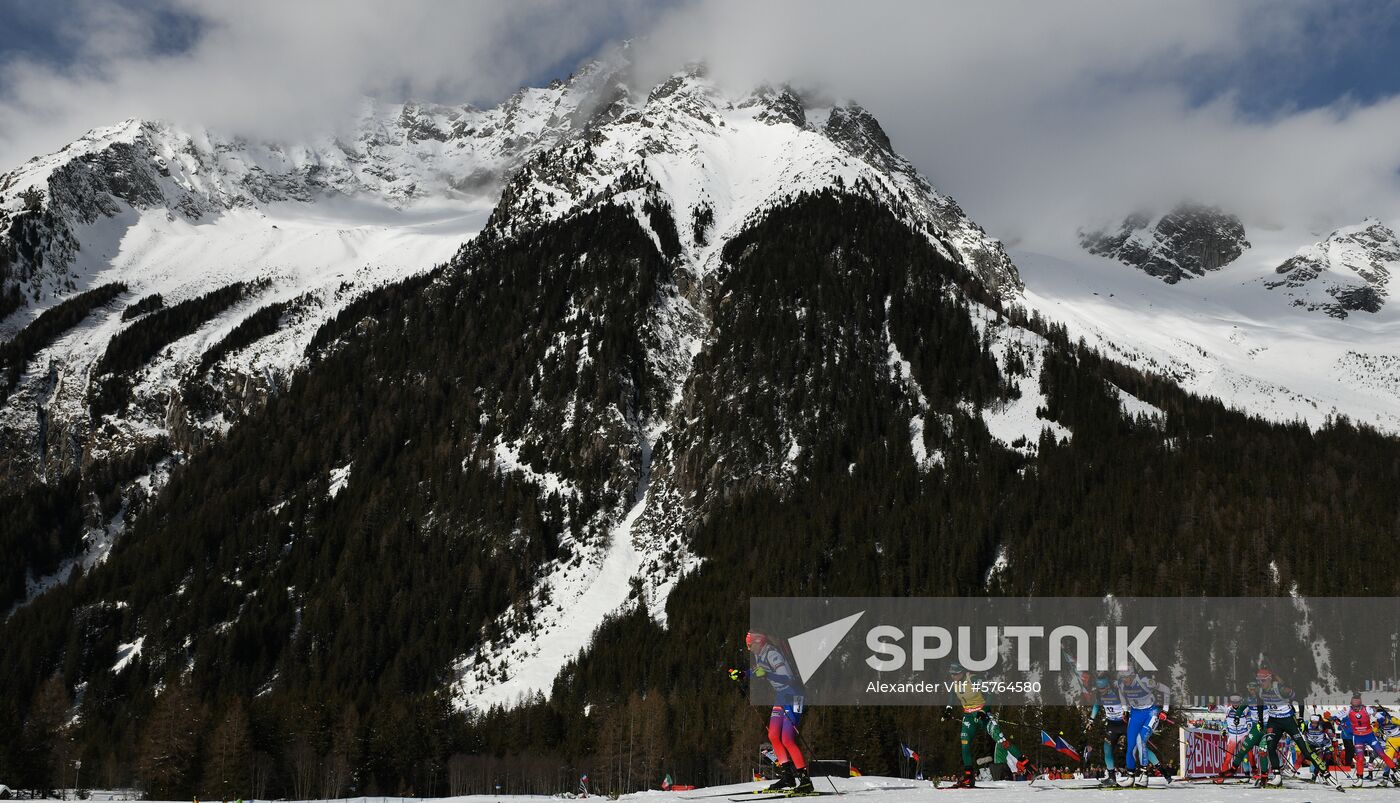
[
  {"x1": 32, "y1": 774, "x2": 1400, "y2": 802},
  {"x1": 1013, "y1": 217, "x2": 1400, "y2": 433}
]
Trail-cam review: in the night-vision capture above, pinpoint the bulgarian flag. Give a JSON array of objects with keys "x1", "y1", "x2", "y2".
[{"x1": 1041, "y1": 731, "x2": 1082, "y2": 762}]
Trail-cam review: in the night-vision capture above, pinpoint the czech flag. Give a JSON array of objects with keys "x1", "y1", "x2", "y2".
[
  {"x1": 1041, "y1": 731, "x2": 1082, "y2": 762},
  {"x1": 901, "y1": 744, "x2": 920, "y2": 762}
]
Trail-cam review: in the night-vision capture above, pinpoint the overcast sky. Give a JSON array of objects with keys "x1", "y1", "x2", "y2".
[{"x1": 2, "y1": 0, "x2": 1398, "y2": 249}]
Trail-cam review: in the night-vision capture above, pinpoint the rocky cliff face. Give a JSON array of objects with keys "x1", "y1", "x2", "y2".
[
  {"x1": 1079, "y1": 204, "x2": 1249, "y2": 283},
  {"x1": 1264, "y1": 218, "x2": 1399, "y2": 318}
]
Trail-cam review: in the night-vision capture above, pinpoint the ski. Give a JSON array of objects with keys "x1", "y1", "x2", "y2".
[
  {"x1": 1309, "y1": 770, "x2": 1349, "y2": 794},
  {"x1": 682, "y1": 788, "x2": 769, "y2": 799},
  {"x1": 1023, "y1": 779, "x2": 1128, "y2": 791},
  {"x1": 931, "y1": 780, "x2": 1020, "y2": 791},
  {"x1": 728, "y1": 792, "x2": 829, "y2": 801}
]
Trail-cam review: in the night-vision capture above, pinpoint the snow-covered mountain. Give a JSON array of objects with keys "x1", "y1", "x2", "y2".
[
  {"x1": 0, "y1": 62, "x2": 629, "y2": 492},
  {"x1": 0, "y1": 61, "x2": 1033, "y2": 713},
  {"x1": 1078, "y1": 204, "x2": 1250, "y2": 283},
  {"x1": 0, "y1": 60, "x2": 1018, "y2": 493},
  {"x1": 1263, "y1": 218, "x2": 1399, "y2": 318},
  {"x1": 1017, "y1": 210, "x2": 1400, "y2": 432},
  {"x1": 478, "y1": 71, "x2": 1020, "y2": 294},
  {"x1": 8, "y1": 55, "x2": 1400, "y2": 781},
  {"x1": 0, "y1": 83, "x2": 601, "y2": 311}
]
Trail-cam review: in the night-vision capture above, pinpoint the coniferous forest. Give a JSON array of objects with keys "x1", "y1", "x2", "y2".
[{"x1": 3, "y1": 191, "x2": 1399, "y2": 797}]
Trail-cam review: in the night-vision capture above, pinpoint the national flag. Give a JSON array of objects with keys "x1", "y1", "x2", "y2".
[
  {"x1": 761, "y1": 748, "x2": 778, "y2": 764},
  {"x1": 849, "y1": 765, "x2": 863, "y2": 777},
  {"x1": 1040, "y1": 730, "x2": 1082, "y2": 762},
  {"x1": 900, "y1": 743, "x2": 920, "y2": 762},
  {"x1": 662, "y1": 774, "x2": 673, "y2": 791}
]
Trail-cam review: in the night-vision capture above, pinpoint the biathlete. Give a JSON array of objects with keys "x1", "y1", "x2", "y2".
[
  {"x1": 941, "y1": 662, "x2": 1028, "y2": 788},
  {"x1": 1255, "y1": 667, "x2": 1331, "y2": 786},
  {"x1": 1346, "y1": 694, "x2": 1398, "y2": 785},
  {"x1": 1116, "y1": 665, "x2": 1174, "y2": 784},
  {"x1": 1219, "y1": 692, "x2": 1266, "y2": 779},
  {"x1": 1377, "y1": 706, "x2": 1400, "y2": 765},
  {"x1": 1304, "y1": 714, "x2": 1335, "y2": 778},
  {"x1": 1339, "y1": 704, "x2": 1356, "y2": 767},
  {"x1": 745, "y1": 631, "x2": 814, "y2": 793},
  {"x1": 1090, "y1": 672, "x2": 1168, "y2": 786}
]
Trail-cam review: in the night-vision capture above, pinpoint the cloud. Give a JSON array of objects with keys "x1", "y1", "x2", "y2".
[
  {"x1": 2, "y1": 0, "x2": 1398, "y2": 250},
  {"x1": 626, "y1": 0, "x2": 1400, "y2": 248},
  {"x1": 0, "y1": 0, "x2": 656, "y2": 168}
]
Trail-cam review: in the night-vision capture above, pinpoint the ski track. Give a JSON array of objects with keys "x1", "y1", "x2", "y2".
[{"x1": 40, "y1": 774, "x2": 1400, "y2": 801}]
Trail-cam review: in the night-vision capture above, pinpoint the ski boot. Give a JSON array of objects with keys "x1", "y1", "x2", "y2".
[
  {"x1": 1099, "y1": 769, "x2": 1119, "y2": 788},
  {"x1": 791, "y1": 768, "x2": 815, "y2": 794},
  {"x1": 952, "y1": 769, "x2": 976, "y2": 789},
  {"x1": 767, "y1": 763, "x2": 795, "y2": 791}
]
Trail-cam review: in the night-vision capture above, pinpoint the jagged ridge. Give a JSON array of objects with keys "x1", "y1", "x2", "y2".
[{"x1": 1264, "y1": 218, "x2": 1400, "y2": 318}]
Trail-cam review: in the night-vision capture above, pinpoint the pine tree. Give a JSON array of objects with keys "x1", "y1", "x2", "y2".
[
  {"x1": 136, "y1": 682, "x2": 206, "y2": 799},
  {"x1": 19, "y1": 673, "x2": 73, "y2": 795},
  {"x1": 201, "y1": 700, "x2": 251, "y2": 799}
]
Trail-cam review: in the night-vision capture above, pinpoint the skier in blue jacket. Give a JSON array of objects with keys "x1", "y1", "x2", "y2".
[{"x1": 1117, "y1": 665, "x2": 1173, "y2": 783}]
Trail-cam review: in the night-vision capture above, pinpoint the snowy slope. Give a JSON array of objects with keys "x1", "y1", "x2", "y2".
[
  {"x1": 1016, "y1": 216, "x2": 1400, "y2": 432},
  {"x1": 484, "y1": 71, "x2": 1019, "y2": 294},
  {"x1": 0, "y1": 195, "x2": 492, "y2": 458}
]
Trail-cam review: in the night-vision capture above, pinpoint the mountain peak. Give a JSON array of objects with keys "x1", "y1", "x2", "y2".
[
  {"x1": 1079, "y1": 202, "x2": 1249, "y2": 283},
  {"x1": 479, "y1": 70, "x2": 1020, "y2": 293},
  {"x1": 1264, "y1": 217, "x2": 1399, "y2": 318}
]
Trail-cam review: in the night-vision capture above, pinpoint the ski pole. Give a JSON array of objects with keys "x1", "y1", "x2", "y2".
[{"x1": 778, "y1": 707, "x2": 843, "y2": 796}]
